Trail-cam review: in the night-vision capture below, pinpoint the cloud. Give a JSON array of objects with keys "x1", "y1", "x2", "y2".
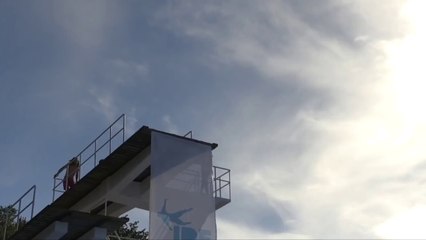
[
  {"x1": 2, "y1": 1, "x2": 424, "y2": 238},
  {"x1": 217, "y1": 188, "x2": 292, "y2": 233},
  {"x1": 104, "y1": 59, "x2": 149, "y2": 85},
  {"x1": 375, "y1": 205, "x2": 426, "y2": 238},
  {"x1": 218, "y1": 218, "x2": 310, "y2": 239},
  {"x1": 155, "y1": 1, "x2": 404, "y2": 93},
  {"x1": 154, "y1": 0, "x2": 424, "y2": 238},
  {"x1": 83, "y1": 57, "x2": 149, "y2": 123},
  {"x1": 52, "y1": 0, "x2": 120, "y2": 49},
  {"x1": 87, "y1": 89, "x2": 117, "y2": 122},
  {"x1": 162, "y1": 115, "x2": 179, "y2": 134}
]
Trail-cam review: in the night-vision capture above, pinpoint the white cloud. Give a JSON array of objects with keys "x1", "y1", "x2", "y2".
[
  {"x1": 87, "y1": 89, "x2": 118, "y2": 123},
  {"x1": 375, "y1": 205, "x2": 426, "y2": 239},
  {"x1": 218, "y1": 218, "x2": 311, "y2": 239},
  {"x1": 156, "y1": 0, "x2": 426, "y2": 238},
  {"x1": 84, "y1": 58, "x2": 149, "y2": 126},
  {"x1": 3, "y1": 1, "x2": 425, "y2": 239},
  {"x1": 106, "y1": 59, "x2": 149, "y2": 84},
  {"x1": 162, "y1": 115, "x2": 179, "y2": 134},
  {"x1": 125, "y1": 108, "x2": 141, "y2": 138},
  {"x1": 52, "y1": 1, "x2": 119, "y2": 49},
  {"x1": 354, "y1": 35, "x2": 369, "y2": 43}
]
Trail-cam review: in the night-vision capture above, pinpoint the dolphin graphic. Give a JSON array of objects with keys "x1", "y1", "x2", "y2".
[{"x1": 158, "y1": 199, "x2": 193, "y2": 230}]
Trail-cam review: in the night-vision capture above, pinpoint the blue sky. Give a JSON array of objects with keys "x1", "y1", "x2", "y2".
[{"x1": 2, "y1": 0, "x2": 426, "y2": 238}]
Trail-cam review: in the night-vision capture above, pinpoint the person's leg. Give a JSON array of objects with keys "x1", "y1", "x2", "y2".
[{"x1": 68, "y1": 177, "x2": 75, "y2": 189}]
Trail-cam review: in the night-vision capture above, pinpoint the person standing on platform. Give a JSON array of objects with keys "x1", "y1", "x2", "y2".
[{"x1": 55, "y1": 157, "x2": 80, "y2": 190}]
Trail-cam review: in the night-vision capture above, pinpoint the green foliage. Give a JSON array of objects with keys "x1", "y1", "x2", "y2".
[
  {"x1": 0, "y1": 205, "x2": 26, "y2": 240},
  {"x1": 1, "y1": 205, "x2": 148, "y2": 240},
  {"x1": 116, "y1": 220, "x2": 148, "y2": 240}
]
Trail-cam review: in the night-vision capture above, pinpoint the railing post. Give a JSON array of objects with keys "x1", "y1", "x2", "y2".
[
  {"x1": 52, "y1": 179, "x2": 56, "y2": 202},
  {"x1": 183, "y1": 131, "x2": 193, "y2": 138},
  {"x1": 104, "y1": 199, "x2": 108, "y2": 216},
  {"x1": 31, "y1": 186, "x2": 36, "y2": 218},
  {"x1": 17, "y1": 201, "x2": 21, "y2": 229},
  {"x1": 65, "y1": 164, "x2": 69, "y2": 190},
  {"x1": 122, "y1": 114, "x2": 126, "y2": 142},
  {"x1": 94, "y1": 140, "x2": 97, "y2": 167},
  {"x1": 77, "y1": 154, "x2": 82, "y2": 181},
  {"x1": 214, "y1": 167, "x2": 217, "y2": 198},
  {"x1": 109, "y1": 127, "x2": 112, "y2": 154},
  {"x1": 221, "y1": 170, "x2": 223, "y2": 196},
  {"x1": 228, "y1": 169, "x2": 231, "y2": 200}
]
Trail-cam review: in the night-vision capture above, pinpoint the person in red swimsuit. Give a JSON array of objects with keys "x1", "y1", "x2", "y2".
[{"x1": 56, "y1": 157, "x2": 80, "y2": 190}]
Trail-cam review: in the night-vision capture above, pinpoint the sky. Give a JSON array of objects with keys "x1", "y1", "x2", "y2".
[{"x1": 1, "y1": 0, "x2": 426, "y2": 239}]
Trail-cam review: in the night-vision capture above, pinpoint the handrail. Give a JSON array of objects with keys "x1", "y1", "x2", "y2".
[
  {"x1": 183, "y1": 131, "x2": 192, "y2": 138},
  {"x1": 212, "y1": 165, "x2": 228, "y2": 171},
  {"x1": 213, "y1": 166, "x2": 231, "y2": 200},
  {"x1": 2, "y1": 185, "x2": 36, "y2": 240},
  {"x1": 52, "y1": 114, "x2": 126, "y2": 202},
  {"x1": 77, "y1": 114, "x2": 126, "y2": 169},
  {"x1": 78, "y1": 114, "x2": 126, "y2": 156}
]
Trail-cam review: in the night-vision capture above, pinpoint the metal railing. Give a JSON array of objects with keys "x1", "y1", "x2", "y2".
[
  {"x1": 2, "y1": 185, "x2": 36, "y2": 240},
  {"x1": 53, "y1": 114, "x2": 126, "y2": 201},
  {"x1": 183, "y1": 131, "x2": 193, "y2": 138},
  {"x1": 213, "y1": 166, "x2": 231, "y2": 200}
]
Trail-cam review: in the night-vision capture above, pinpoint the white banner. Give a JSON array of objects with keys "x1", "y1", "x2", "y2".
[{"x1": 149, "y1": 131, "x2": 216, "y2": 240}]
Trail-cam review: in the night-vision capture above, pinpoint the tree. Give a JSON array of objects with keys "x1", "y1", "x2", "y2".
[
  {"x1": 1, "y1": 205, "x2": 147, "y2": 240},
  {"x1": 111, "y1": 219, "x2": 148, "y2": 240},
  {"x1": 0, "y1": 205, "x2": 26, "y2": 240}
]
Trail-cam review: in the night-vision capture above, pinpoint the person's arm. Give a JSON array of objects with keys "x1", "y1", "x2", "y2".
[{"x1": 54, "y1": 163, "x2": 69, "y2": 178}]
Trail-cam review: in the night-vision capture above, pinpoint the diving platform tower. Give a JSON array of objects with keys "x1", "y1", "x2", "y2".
[{"x1": 3, "y1": 115, "x2": 231, "y2": 240}]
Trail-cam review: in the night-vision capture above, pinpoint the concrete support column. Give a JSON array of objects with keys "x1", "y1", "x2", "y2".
[
  {"x1": 78, "y1": 227, "x2": 107, "y2": 240},
  {"x1": 33, "y1": 221, "x2": 68, "y2": 240}
]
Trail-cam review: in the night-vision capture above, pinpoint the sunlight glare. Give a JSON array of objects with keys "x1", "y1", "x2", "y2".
[
  {"x1": 376, "y1": 205, "x2": 426, "y2": 239},
  {"x1": 387, "y1": 0, "x2": 426, "y2": 125},
  {"x1": 377, "y1": 1, "x2": 426, "y2": 237}
]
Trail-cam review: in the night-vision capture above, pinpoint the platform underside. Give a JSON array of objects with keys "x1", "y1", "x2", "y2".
[{"x1": 8, "y1": 207, "x2": 128, "y2": 240}]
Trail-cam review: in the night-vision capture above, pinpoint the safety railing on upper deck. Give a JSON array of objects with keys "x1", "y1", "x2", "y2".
[
  {"x1": 213, "y1": 166, "x2": 231, "y2": 201},
  {"x1": 183, "y1": 131, "x2": 231, "y2": 201},
  {"x1": 2, "y1": 185, "x2": 36, "y2": 240},
  {"x1": 52, "y1": 114, "x2": 126, "y2": 202}
]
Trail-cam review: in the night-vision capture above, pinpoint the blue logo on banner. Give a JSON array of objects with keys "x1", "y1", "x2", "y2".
[{"x1": 158, "y1": 199, "x2": 212, "y2": 240}]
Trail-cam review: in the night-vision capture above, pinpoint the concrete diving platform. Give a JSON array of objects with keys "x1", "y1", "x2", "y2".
[{"x1": 7, "y1": 125, "x2": 231, "y2": 240}]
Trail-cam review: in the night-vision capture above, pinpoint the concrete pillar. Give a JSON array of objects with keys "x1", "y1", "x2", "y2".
[
  {"x1": 78, "y1": 227, "x2": 107, "y2": 240},
  {"x1": 33, "y1": 221, "x2": 68, "y2": 240}
]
